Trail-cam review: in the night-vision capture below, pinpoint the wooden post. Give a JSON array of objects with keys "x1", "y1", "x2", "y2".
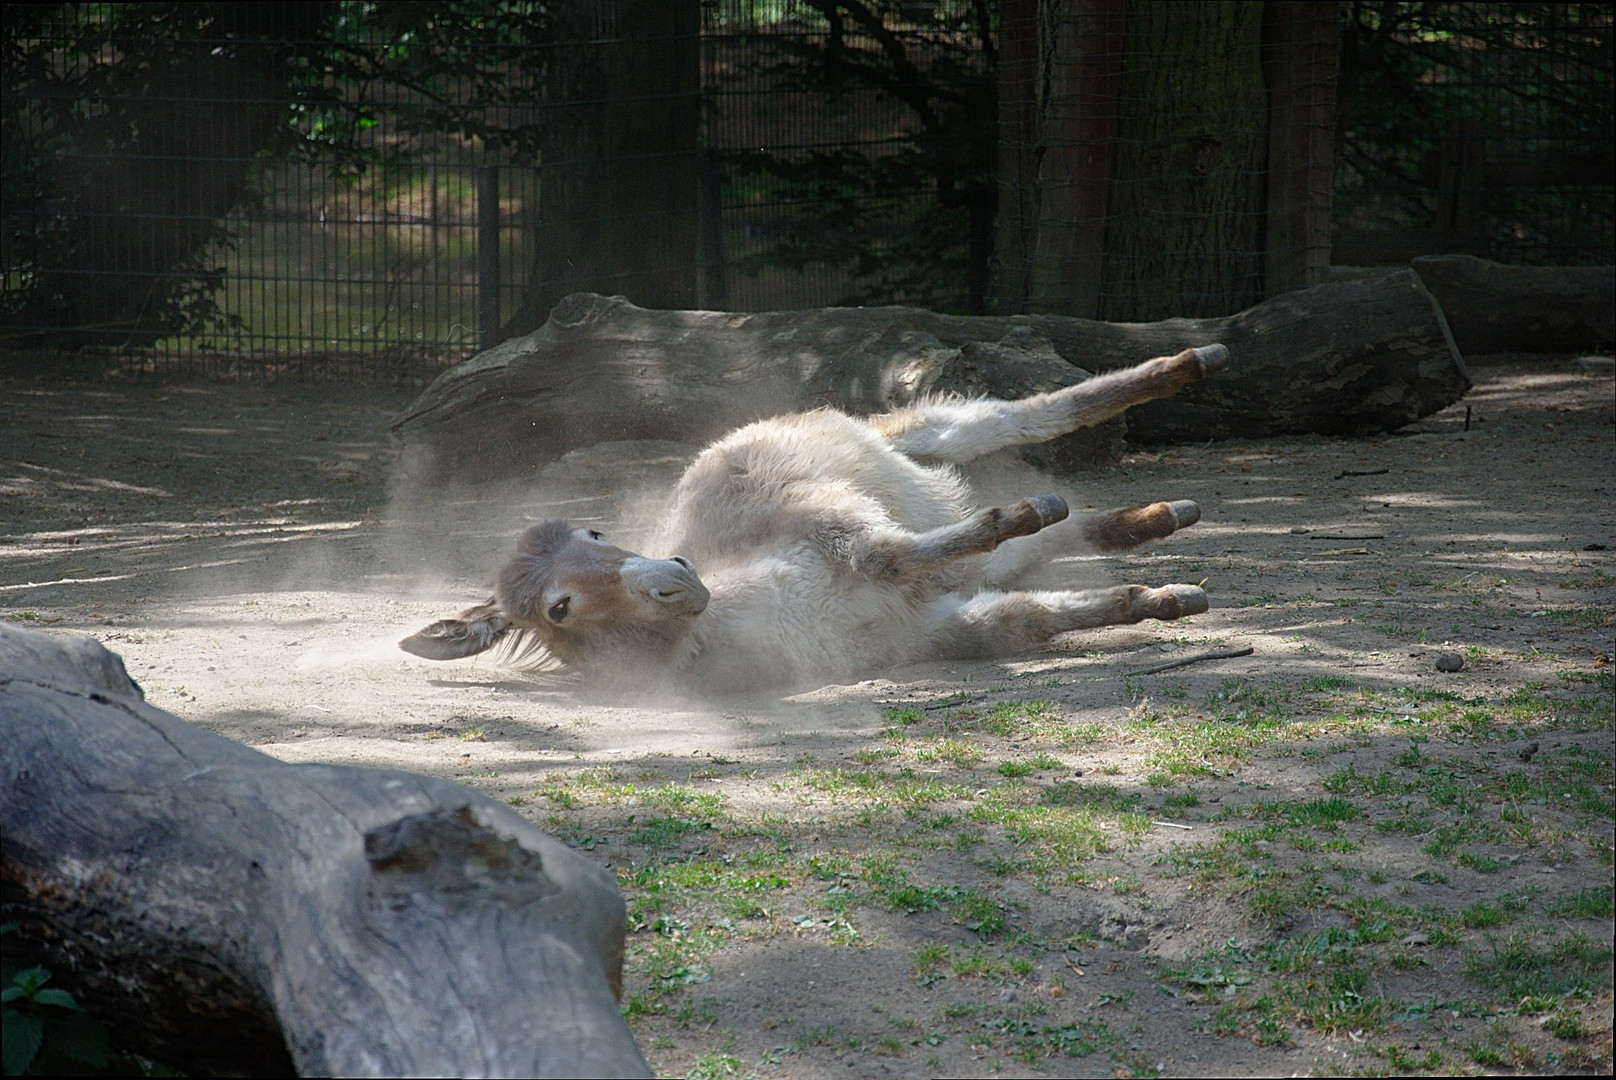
[
  {"x1": 1031, "y1": 0, "x2": 1127, "y2": 318},
  {"x1": 994, "y1": 0, "x2": 1127, "y2": 318},
  {"x1": 1262, "y1": 0, "x2": 1339, "y2": 297},
  {"x1": 1435, "y1": 116, "x2": 1485, "y2": 241}
]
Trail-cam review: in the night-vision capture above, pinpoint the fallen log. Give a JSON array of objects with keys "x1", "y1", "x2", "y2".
[
  {"x1": 0, "y1": 624, "x2": 650, "y2": 1079},
  {"x1": 394, "y1": 270, "x2": 1469, "y2": 485},
  {"x1": 1410, "y1": 254, "x2": 1615, "y2": 357}
]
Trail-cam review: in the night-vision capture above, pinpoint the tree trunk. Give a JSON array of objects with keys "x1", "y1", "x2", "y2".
[
  {"x1": 0, "y1": 624, "x2": 650, "y2": 1079},
  {"x1": 506, "y1": 1, "x2": 701, "y2": 340},
  {"x1": 393, "y1": 269, "x2": 1469, "y2": 486},
  {"x1": 1098, "y1": 0, "x2": 1268, "y2": 320}
]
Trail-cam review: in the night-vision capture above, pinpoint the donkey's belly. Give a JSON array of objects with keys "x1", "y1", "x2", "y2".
[{"x1": 685, "y1": 558, "x2": 947, "y2": 692}]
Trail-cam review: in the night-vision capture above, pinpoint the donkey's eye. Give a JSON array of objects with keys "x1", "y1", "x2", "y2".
[{"x1": 547, "y1": 597, "x2": 571, "y2": 623}]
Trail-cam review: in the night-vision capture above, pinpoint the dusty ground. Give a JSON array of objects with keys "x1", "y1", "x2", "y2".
[{"x1": 2, "y1": 352, "x2": 1613, "y2": 1077}]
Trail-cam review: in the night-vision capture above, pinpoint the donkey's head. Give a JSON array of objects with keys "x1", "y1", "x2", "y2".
[
  {"x1": 496, "y1": 520, "x2": 709, "y2": 671},
  {"x1": 401, "y1": 520, "x2": 709, "y2": 676}
]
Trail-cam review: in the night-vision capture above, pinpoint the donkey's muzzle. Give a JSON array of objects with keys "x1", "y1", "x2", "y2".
[{"x1": 621, "y1": 557, "x2": 710, "y2": 615}]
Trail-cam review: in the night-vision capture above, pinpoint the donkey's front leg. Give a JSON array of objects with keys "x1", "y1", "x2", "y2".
[
  {"x1": 871, "y1": 344, "x2": 1227, "y2": 465},
  {"x1": 834, "y1": 495, "x2": 1069, "y2": 584},
  {"x1": 925, "y1": 583, "x2": 1209, "y2": 658},
  {"x1": 982, "y1": 499, "x2": 1203, "y2": 587}
]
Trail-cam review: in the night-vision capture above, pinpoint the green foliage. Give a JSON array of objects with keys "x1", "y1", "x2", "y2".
[
  {"x1": 1, "y1": 925, "x2": 116, "y2": 1076},
  {"x1": 1337, "y1": 2, "x2": 1614, "y2": 265},
  {"x1": 712, "y1": 2, "x2": 997, "y2": 313}
]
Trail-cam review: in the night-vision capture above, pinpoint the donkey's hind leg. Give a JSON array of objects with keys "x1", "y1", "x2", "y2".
[
  {"x1": 869, "y1": 344, "x2": 1227, "y2": 465},
  {"x1": 924, "y1": 583, "x2": 1209, "y2": 659},
  {"x1": 982, "y1": 499, "x2": 1202, "y2": 587}
]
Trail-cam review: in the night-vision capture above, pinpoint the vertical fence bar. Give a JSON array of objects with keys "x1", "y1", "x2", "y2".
[{"x1": 477, "y1": 162, "x2": 501, "y2": 347}]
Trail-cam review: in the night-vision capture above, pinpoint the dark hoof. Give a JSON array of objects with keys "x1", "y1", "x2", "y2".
[
  {"x1": 1192, "y1": 344, "x2": 1229, "y2": 375},
  {"x1": 1027, "y1": 494, "x2": 1070, "y2": 527},
  {"x1": 1166, "y1": 500, "x2": 1201, "y2": 530},
  {"x1": 995, "y1": 495, "x2": 1070, "y2": 542}
]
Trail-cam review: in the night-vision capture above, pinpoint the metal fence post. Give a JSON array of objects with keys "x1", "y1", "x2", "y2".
[{"x1": 477, "y1": 163, "x2": 501, "y2": 347}]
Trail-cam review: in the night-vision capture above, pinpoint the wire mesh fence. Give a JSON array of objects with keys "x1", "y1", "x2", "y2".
[{"x1": 1, "y1": 2, "x2": 1610, "y2": 381}]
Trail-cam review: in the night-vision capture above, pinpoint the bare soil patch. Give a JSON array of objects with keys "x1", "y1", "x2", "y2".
[{"x1": 3, "y1": 353, "x2": 1612, "y2": 1077}]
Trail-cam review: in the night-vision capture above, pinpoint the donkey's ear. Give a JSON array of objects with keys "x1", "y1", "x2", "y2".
[{"x1": 399, "y1": 600, "x2": 510, "y2": 660}]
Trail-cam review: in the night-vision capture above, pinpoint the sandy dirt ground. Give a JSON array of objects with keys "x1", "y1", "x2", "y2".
[{"x1": 3, "y1": 351, "x2": 1613, "y2": 1077}]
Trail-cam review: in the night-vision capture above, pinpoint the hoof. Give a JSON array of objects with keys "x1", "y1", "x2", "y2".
[
  {"x1": 1027, "y1": 494, "x2": 1070, "y2": 527},
  {"x1": 995, "y1": 495, "x2": 1070, "y2": 542},
  {"x1": 399, "y1": 621, "x2": 472, "y2": 660},
  {"x1": 1193, "y1": 344, "x2": 1229, "y2": 375},
  {"x1": 1166, "y1": 500, "x2": 1201, "y2": 530},
  {"x1": 1136, "y1": 584, "x2": 1209, "y2": 621}
]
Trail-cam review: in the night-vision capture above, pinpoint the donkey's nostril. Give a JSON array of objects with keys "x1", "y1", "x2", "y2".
[{"x1": 670, "y1": 556, "x2": 693, "y2": 570}]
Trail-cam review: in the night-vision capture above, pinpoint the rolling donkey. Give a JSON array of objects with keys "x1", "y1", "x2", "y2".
[{"x1": 401, "y1": 344, "x2": 1228, "y2": 694}]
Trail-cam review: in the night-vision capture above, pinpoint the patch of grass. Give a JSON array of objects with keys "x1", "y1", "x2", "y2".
[
  {"x1": 942, "y1": 700, "x2": 1107, "y2": 750},
  {"x1": 914, "y1": 737, "x2": 985, "y2": 769},
  {"x1": 1459, "y1": 901, "x2": 1511, "y2": 929},
  {"x1": 1269, "y1": 796, "x2": 1364, "y2": 830},
  {"x1": 970, "y1": 786, "x2": 1114, "y2": 867},
  {"x1": 1540, "y1": 606, "x2": 1616, "y2": 629},
  {"x1": 1456, "y1": 852, "x2": 1504, "y2": 874},
  {"x1": 1546, "y1": 885, "x2": 1615, "y2": 919},
  {"x1": 1465, "y1": 931, "x2": 1614, "y2": 999},
  {"x1": 799, "y1": 767, "x2": 972, "y2": 806}
]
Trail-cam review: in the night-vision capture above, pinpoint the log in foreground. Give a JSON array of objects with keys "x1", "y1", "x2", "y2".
[
  {"x1": 0, "y1": 624, "x2": 650, "y2": 1079},
  {"x1": 394, "y1": 269, "x2": 1469, "y2": 485}
]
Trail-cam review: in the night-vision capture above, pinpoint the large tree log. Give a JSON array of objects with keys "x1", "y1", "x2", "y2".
[
  {"x1": 394, "y1": 269, "x2": 1468, "y2": 486},
  {"x1": 0, "y1": 624, "x2": 651, "y2": 1079},
  {"x1": 1410, "y1": 254, "x2": 1615, "y2": 357}
]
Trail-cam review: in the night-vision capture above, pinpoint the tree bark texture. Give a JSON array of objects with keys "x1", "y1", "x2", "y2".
[
  {"x1": 995, "y1": 1, "x2": 1338, "y2": 321},
  {"x1": 1261, "y1": 1, "x2": 1340, "y2": 297},
  {"x1": 0, "y1": 623, "x2": 651, "y2": 1079},
  {"x1": 508, "y1": 0, "x2": 701, "y2": 340},
  {"x1": 393, "y1": 269, "x2": 1468, "y2": 486},
  {"x1": 993, "y1": 0, "x2": 1127, "y2": 318},
  {"x1": 1410, "y1": 255, "x2": 1615, "y2": 356},
  {"x1": 1098, "y1": 0, "x2": 1268, "y2": 320}
]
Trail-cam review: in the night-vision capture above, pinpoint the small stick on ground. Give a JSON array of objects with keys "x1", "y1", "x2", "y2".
[
  {"x1": 1125, "y1": 646, "x2": 1254, "y2": 677},
  {"x1": 1152, "y1": 820, "x2": 1193, "y2": 830},
  {"x1": 1334, "y1": 467, "x2": 1390, "y2": 479}
]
